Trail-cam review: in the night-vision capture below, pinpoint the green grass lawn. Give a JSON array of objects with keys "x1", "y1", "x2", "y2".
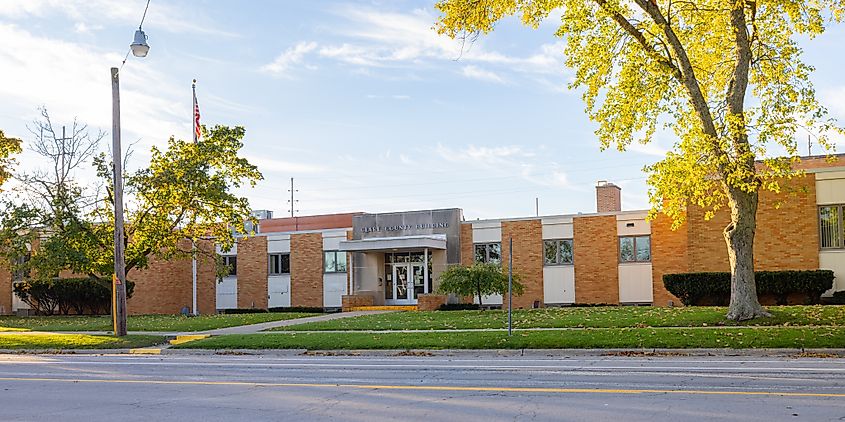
[
  {"x1": 0, "y1": 334, "x2": 165, "y2": 350},
  {"x1": 176, "y1": 326, "x2": 845, "y2": 350},
  {"x1": 0, "y1": 312, "x2": 320, "y2": 332},
  {"x1": 277, "y1": 306, "x2": 845, "y2": 331}
]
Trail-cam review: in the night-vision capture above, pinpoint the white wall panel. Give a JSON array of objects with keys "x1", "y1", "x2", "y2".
[
  {"x1": 267, "y1": 235, "x2": 291, "y2": 253},
  {"x1": 618, "y1": 263, "x2": 653, "y2": 303},
  {"x1": 816, "y1": 172, "x2": 845, "y2": 204},
  {"x1": 216, "y1": 276, "x2": 237, "y2": 309},
  {"x1": 543, "y1": 266, "x2": 575, "y2": 304},
  {"x1": 820, "y1": 250, "x2": 845, "y2": 294},
  {"x1": 542, "y1": 222, "x2": 573, "y2": 239},
  {"x1": 472, "y1": 221, "x2": 502, "y2": 243},
  {"x1": 322, "y1": 230, "x2": 347, "y2": 250},
  {"x1": 616, "y1": 214, "x2": 651, "y2": 236},
  {"x1": 474, "y1": 293, "x2": 503, "y2": 306},
  {"x1": 268, "y1": 275, "x2": 291, "y2": 308},
  {"x1": 323, "y1": 273, "x2": 348, "y2": 308}
]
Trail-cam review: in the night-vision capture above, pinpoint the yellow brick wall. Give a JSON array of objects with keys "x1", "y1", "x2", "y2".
[
  {"x1": 291, "y1": 232, "x2": 323, "y2": 308},
  {"x1": 651, "y1": 214, "x2": 687, "y2": 306},
  {"x1": 236, "y1": 236, "x2": 268, "y2": 309},
  {"x1": 501, "y1": 219, "x2": 544, "y2": 309},
  {"x1": 573, "y1": 215, "x2": 619, "y2": 304}
]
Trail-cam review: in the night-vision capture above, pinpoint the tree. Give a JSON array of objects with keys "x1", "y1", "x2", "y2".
[
  {"x1": 438, "y1": 262, "x2": 524, "y2": 306},
  {"x1": 435, "y1": 1, "x2": 844, "y2": 320},
  {"x1": 0, "y1": 129, "x2": 22, "y2": 189},
  {"x1": 0, "y1": 110, "x2": 262, "y2": 295}
]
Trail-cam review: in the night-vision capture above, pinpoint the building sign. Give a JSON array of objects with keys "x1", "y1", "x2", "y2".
[{"x1": 360, "y1": 222, "x2": 449, "y2": 234}]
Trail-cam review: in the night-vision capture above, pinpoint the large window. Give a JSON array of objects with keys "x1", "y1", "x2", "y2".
[
  {"x1": 620, "y1": 236, "x2": 651, "y2": 263},
  {"x1": 474, "y1": 242, "x2": 501, "y2": 264},
  {"x1": 544, "y1": 239, "x2": 573, "y2": 265},
  {"x1": 269, "y1": 253, "x2": 290, "y2": 275},
  {"x1": 820, "y1": 205, "x2": 844, "y2": 249},
  {"x1": 222, "y1": 256, "x2": 237, "y2": 276},
  {"x1": 324, "y1": 251, "x2": 348, "y2": 273}
]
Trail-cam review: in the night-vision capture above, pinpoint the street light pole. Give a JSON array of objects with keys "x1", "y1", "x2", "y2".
[{"x1": 111, "y1": 67, "x2": 128, "y2": 337}]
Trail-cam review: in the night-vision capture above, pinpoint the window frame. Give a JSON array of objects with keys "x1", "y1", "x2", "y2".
[
  {"x1": 819, "y1": 204, "x2": 845, "y2": 250},
  {"x1": 268, "y1": 253, "x2": 291, "y2": 276},
  {"x1": 222, "y1": 255, "x2": 237, "y2": 276},
  {"x1": 473, "y1": 242, "x2": 502, "y2": 264},
  {"x1": 323, "y1": 250, "x2": 348, "y2": 273},
  {"x1": 619, "y1": 235, "x2": 651, "y2": 263},
  {"x1": 543, "y1": 239, "x2": 574, "y2": 266}
]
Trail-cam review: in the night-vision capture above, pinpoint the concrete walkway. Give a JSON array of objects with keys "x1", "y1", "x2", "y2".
[
  {"x1": 0, "y1": 311, "x2": 393, "y2": 338},
  {"x1": 195, "y1": 310, "x2": 393, "y2": 335}
]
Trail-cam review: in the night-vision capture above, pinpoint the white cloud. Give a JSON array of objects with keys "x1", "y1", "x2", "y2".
[
  {"x1": 436, "y1": 144, "x2": 535, "y2": 165},
  {"x1": 461, "y1": 65, "x2": 506, "y2": 84},
  {"x1": 261, "y1": 41, "x2": 319, "y2": 76},
  {"x1": 0, "y1": 23, "x2": 202, "y2": 173},
  {"x1": 73, "y1": 22, "x2": 101, "y2": 34},
  {"x1": 244, "y1": 155, "x2": 327, "y2": 174},
  {"x1": 0, "y1": 0, "x2": 237, "y2": 37},
  {"x1": 261, "y1": 6, "x2": 570, "y2": 90}
]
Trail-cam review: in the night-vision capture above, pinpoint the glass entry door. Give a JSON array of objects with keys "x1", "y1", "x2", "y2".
[{"x1": 391, "y1": 263, "x2": 426, "y2": 305}]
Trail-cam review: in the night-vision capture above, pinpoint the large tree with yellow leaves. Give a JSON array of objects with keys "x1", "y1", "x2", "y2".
[
  {"x1": 0, "y1": 129, "x2": 22, "y2": 190},
  {"x1": 436, "y1": 1, "x2": 843, "y2": 320}
]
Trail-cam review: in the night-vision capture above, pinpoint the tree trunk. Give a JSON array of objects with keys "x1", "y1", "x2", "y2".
[{"x1": 723, "y1": 187, "x2": 770, "y2": 321}]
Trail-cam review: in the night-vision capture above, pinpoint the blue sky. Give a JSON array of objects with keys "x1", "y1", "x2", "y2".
[{"x1": 1, "y1": 1, "x2": 843, "y2": 220}]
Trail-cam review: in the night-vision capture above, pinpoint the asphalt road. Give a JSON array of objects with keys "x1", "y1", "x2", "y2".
[{"x1": 0, "y1": 353, "x2": 843, "y2": 421}]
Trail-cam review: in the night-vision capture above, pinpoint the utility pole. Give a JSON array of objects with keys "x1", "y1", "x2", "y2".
[
  {"x1": 287, "y1": 177, "x2": 299, "y2": 218},
  {"x1": 507, "y1": 236, "x2": 513, "y2": 337},
  {"x1": 535, "y1": 197, "x2": 539, "y2": 217},
  {"x1": 808, "y1": 134, "x2": 812, "y2": 156},
  {"x1": 111, "y1": 67, "x2": 128, "y2": 337}
]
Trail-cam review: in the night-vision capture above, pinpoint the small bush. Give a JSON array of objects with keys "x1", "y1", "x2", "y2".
[
  {"x1": 437, "y1": 303, "x2": 481, "y2": 311},
  {"x1": 664, "y1": 270, "x2": 834, "y2": 306},
  {"x1": 826, "y1": 291, "x2": 845, "y2": 305},
  {"x1": 13, "y1": 277, "x2": 135, "y2": 315},
  {"x1": 219, "y1": 308, "x2": 269, "y2": 314}
]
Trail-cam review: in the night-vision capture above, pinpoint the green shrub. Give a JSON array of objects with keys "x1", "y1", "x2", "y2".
[
  {"x1": 438, "y1": 263, "x2": 524, "y2": 307},
  {"x1": 219, "y1": 308, "x2": 269, "y2": 314},
  {"x1": 268, "y1": 306, "x2": 325, "y2": 313},
  {"x1": 664, "y1": 270, "x2": 834, "y2": 306},
  {"x1": 437, "y1": 303, "x2": 481, "y2": 311},
  {"x1": 13, "y1": 277, "x2": 135, "y2": 315},
  {"x1": 826, "y1": 291, "x2": 845, "y2": 305}
]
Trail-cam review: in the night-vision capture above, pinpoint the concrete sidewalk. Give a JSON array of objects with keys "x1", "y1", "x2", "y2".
[
  {"x1": 0, "y1": 310, "x2": 393, "y2": 338},
  {"x1": 195, "y1": 310, "x2": 393, "y2": 335}
]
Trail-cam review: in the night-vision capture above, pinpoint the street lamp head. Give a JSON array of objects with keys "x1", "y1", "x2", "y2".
[{"x1": 130, "y1": 28, "x2": 149, "y2": 58}]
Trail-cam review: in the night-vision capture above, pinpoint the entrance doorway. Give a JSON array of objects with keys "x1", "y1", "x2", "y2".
[
  {"x1": 390, "y1": 262, "x2": 426, "y2": 305},
  {"x1": 384, "y1": 251, "x2": 431, "y2": 305}
]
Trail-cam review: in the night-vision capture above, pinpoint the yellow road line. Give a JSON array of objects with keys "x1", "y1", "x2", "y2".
[{"x1": 0, "y1": 376, "x2": 841, "y2": 397}]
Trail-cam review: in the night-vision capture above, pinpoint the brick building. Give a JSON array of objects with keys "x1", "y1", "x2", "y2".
[{"x1": 2, "y1": 156, "x2": 844, "y2": 314}]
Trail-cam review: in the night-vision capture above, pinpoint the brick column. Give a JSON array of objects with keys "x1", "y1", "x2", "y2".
[
  {"x1": 501, "y1": 219, "x2": 544, "y2": 309},
  {"x1": 0, "y1": 266, "x2": 11, "y2": 315},
  {"x1": 236, "y1": 236, "x2": 268, "y2": 309},
  {"x1": 651, "y1": 214, "x2": 686, "y2": 306},
  {"x1": 460, "y1": 223, "x2": 473, "y2": 266},
  {"x1": 291, "y1": 232, "x2": 323, "y2": 308},
  {"x1": 573, "y1": 215, "x2": 619, "y2": 304},
  {"x1": 196, "y1": 239, "x2": 218, "y2": 314}
]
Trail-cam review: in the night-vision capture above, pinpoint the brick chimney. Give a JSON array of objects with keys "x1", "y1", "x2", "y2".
[{"x1": 596, "y1": 180, "x2": 621, "y2": 213}]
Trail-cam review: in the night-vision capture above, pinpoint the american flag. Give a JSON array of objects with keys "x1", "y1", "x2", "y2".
[{"x1": 192, "y1": 80, "x2": 201, "y2": 143}]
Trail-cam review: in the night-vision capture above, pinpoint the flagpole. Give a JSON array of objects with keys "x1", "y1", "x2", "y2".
[{"x1": 191, "y1": 78, "x2": 198, "y2": 316}]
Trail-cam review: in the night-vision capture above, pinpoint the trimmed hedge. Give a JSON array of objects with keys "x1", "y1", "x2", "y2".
[
  {"x1": 664, "y1": 270, "x2": 834, "y2": 306},
  {"x1": 221, "y1": 307, "x2": 326, "y2": 314},
  {"x1": 13, "y1": 277, "x2": 136, "y2": 315},
  {"x1": 437, "y1": 303, "x2": 481, "y2": 311}
]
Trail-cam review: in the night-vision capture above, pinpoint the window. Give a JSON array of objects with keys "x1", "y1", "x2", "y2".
[
  {"x1": 222, "y1": 256, "x2": 237, "y2": 276},
  {"x1": 543, "y1": 239, "x2": 573, "y2": 265},
  {"x1": 820, "y1": 205, "x2": 844, "y2": 249},
  {"x1": 620, "y1": 235, "x2": 651, "y2": 262},
  {"x1": 269, "y1": 253, "x2": 290, "y2": 275},
  {"x1": 12, "y1": 254, "x2": 30, "y2": 281},
  {"x1": 474, "y1": 242, "x2": 501, "y2": 264},
  {"x1": 324, "y1": 251, "x2": 347, "y2": 273}
]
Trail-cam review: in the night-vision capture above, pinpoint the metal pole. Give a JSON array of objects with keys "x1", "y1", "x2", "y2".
[
  {"x1": 508, "y1": 236, "x2": 513, "y2": 336},
  {"x1": 111, "y1": 67, "x2": 128, "y2": 337},
  {"x1": 191, "y1": 241, "x2": 198, "y2": 315}
]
